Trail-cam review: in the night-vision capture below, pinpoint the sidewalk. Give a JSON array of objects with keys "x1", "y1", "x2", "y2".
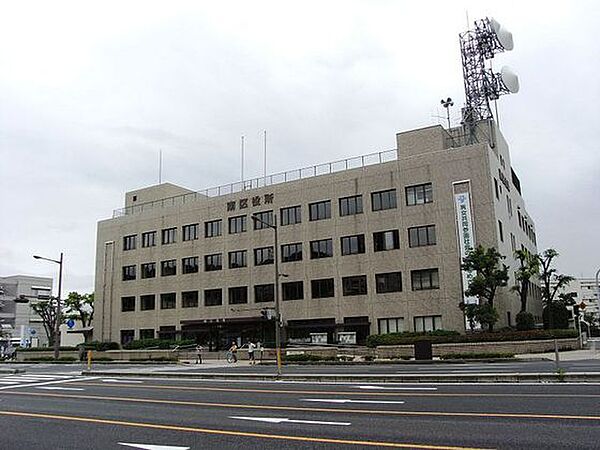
[{"x1": 516, "y1": 349, "x2": 600, "y2": 361}]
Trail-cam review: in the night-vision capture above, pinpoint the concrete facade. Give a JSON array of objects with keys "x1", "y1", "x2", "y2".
[{"x1": 94, "y1": 121, "x2": 541, "y2": 347}]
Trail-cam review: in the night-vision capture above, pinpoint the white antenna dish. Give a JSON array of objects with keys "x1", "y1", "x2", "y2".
[
  {"x1": 489, "y1": 17, "x2": 514, "y2": 51},
  {"x1": 500, "y1": 66, "x2": 519, "y2": 93}
]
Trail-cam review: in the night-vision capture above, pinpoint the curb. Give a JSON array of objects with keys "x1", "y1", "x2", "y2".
[
  {"x1": 81, "y1": 370, "x2": 600, "y2": 383},
  {"x1": 0, "y1": 368, "x2": 26, "y2": 374},
  {"x1": 259, "y1": 357, "x2": 550, "y2": 365}
]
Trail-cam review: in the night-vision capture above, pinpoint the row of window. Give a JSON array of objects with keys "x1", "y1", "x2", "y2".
[
  {"x1": 120, "y1": 269, "x2": 440, "y2": 311},
  {"x1": 122, "y1": 184, "x2": 434, "y2": 251},
  {"x1": 122, "y1": 227, "x2": 437, "y2": 280}
]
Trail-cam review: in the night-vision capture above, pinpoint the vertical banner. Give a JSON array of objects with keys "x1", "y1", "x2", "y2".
[{"x1": 454, "y1": 190, "x2": 478, "y2": 306}]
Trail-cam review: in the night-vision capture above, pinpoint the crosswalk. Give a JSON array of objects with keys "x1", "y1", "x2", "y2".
[{"x1": 0, "y1": 373, "x2": 84, "y2": 390}]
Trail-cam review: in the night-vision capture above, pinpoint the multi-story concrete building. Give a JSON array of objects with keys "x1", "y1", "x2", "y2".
[
  {"x1": 0, "y1": 275, "x2": 53, "y2": 347},
  {"x1": 551, "y1": 277, "x2": 600, "y2": 323},
  {"x1": 93, "y1": 120, "x2": 541, "y2": 348}
]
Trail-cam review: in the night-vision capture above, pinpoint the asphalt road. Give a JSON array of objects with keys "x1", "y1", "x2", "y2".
[{"x1": 0, "y1": 371, "x2": 599, "y2": 449}]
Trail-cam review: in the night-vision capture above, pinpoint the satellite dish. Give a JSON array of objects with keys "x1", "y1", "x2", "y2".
[
  {"x1": 500, "y1": 66, "x2": 520, "y2": 93},
  {"x1": 489, "y1": 17, "x2": 514, "y2": 51}
]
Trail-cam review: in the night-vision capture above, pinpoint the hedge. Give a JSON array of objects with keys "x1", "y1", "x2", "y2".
[
  {"x1": 24, "y1": 356, "x2": 77, "y2": 362},
  {"x1": 19, "y1": 346, "x2": 78, "y2": 352},
  {"x1": 366, "y1": 329, "x2": 578, "y2": 347},
  {"x1": 123, "y1": 339, "x2": 195, "y2": 350}
]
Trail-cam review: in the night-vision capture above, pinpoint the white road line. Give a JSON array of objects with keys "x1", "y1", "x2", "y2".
[
  {"x1": 302, "y1": 398, "x2": 405, "y2": 404},
  {"x1": 0, "y1": 381, "x2": 19, "y2": 385},
  {"x1": 230, "y1": 416, "x2": 351, "y2": 426},
  {"x1": 118, "y1": 442, "x2": 190, "y2": 450},
  {"x1": 102, "y1": 379, "x2": 144, "y2": 384},
  {"x1": 36, "y1": 386, "x2": 85, "y2": 391},
  {"x1": 0, "y1": 376, "x2": 98, "y2": 391},
  {"x1": 354, "y1": 385, "x2": 437, "y2": 391}
]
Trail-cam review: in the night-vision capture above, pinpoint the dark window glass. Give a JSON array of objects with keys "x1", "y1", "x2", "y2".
[
  {"x1": 408, "y1": 225, "x2": 436, "y2": 247},
  {"x1": 282, "y1": 281, "x2": 304, "y2": 301},
  {"x1": 254, "y1": 284, "x2": 275, "y2": 303},
  {"x1": 160, "y1": 293, "x2": 176, "y2": 309},
  {"x1": 142, "y1": 231, "x2": 156, "y2": 248},
  {"x1": 342, "y1": 275, "x2": 368, "y2": 296},
  {"x1": 375, "y1": 272, "x2": 402, "y2": 293},
  {"x1": 341, "y1": 234, "x2": 365, "y2": 255},
  {"x1": 122, "y1": 265, "x2": 136, "y2": 281},
  {"x1": 120, "y1": 330, "x2": 134, "y2": 345},
  {"x1": 253, "y1": 210, "x2": 273, "y2": 230},
  {"x1": 411, "y1": 269, "x2": 440, "y2": 291},
  {"x1": 373, "y1": 230, "x2": 400, "y2": 252},
  {"x1": 254, "y1": 247, "x2": 274, "y2": 266},
  {"x1": 311, "y1": 278, "x2": 335, "y2": 299},
  {"x1": 182, "y1": 256, "x2": 199, "y2": 274},
  {"x1": 140, "y1": 294, "x2": 155, "y2": 311},
  {"x1": 309, "y1": 200, "x2": 331, "y2": 221},
  {"x1": 123, "y1": 235, "x2": 136, "y2": 251},
  {"x1": 204, "y1": 289, "x2": 223, "y2": 306},
  {"x1": 181, "y1": 291, "x2": 198, "y2": 308},
  {"x1": 182, "y1": 223, "x2": 199, "y2": 241},
  {"x1": 228, "y1": 250, "x2": 247, "y2": 269},
  {"x1": 339, "y1": 195, "x2": 363, "y2": 216},
  {"x1": 310, "y1": 239, "x2": 333, "y2": 259},
  {"x1": 281, "y1": 243, "x2": 302, "y2": 262},
  {"x1": 121, "y1": 296, "x2": 135, "y2": 312},
  {"x1": 228, "y1": 215, "x2": 247, "y2": 234},
  {"x1": 281, "y1": 205, "x2": 301, "y2": 226},
  {"x1": 158, "y1": 326, "x2": 176, "y2": 340},
  {"x1": 141, "y1": 262, "x2": 156, "y2": 279},
  {"x1": 405, "y1": 183, "x2": 433, "y2": 206},
  {"x1": 161, "y1": 227, "x2": 177, "y2": 244},
  {"x1": 228, "y1": 286, "x2": 248, "y2": 305},
  {"x1": 498, "y1": 220, "x2": 504, "y2": 242},
  {"x1": 205, "y1": 219, "x2": 222, "y2": 238},
  {"x1": 160, "y1": 259, "x2": 177, "y2": 276},
  {"x1": 371, "y1": 189, "x2": 397, "y2": 211},
  {"x1": 139, "y1": 329, "x2": 154, "y2": 340},
  {"x1": 204, "y1": 254, "x2": 222, "y2": 271}
]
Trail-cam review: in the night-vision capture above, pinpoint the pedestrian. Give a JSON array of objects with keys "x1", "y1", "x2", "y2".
[
  {"x1": 78, "y1": 344, "x2": 86, "y2": 362},
  {"x1": 247, "y1": 340, "x2": 256, "y2": 365},
  {"x1": 195, "y1": 344, "x2": 203, "y2": 364},
  {"x1": 256, "y1": 341, "x2": 264, "y2": 363},
  {"x1": 229, "y1": 341, "x2": 238, "y2": 363}
]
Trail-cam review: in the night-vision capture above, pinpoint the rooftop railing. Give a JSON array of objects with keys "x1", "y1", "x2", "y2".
[{"x1": 113, "y1": 148, "x2": 398, "y2": 217}]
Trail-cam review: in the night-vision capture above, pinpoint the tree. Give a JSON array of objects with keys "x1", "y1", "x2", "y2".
[
  {"x1": 31, "y1": 299, "x2": 59, "y2": 347},
  {"x1": 512, "y1": 249, "x2": 540, "y2": 313},
  {"x1": 536, "y1": 249, "x2": 574, "y2": 329},
  {"x1": 461, "y1": 245, "x2": 509, "y2": 331},
  {"x1": 63, "y1": 292, "x2": 94, "y2": 343}
]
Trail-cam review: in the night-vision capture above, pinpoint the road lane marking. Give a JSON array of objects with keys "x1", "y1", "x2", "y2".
[
  {"x1": 230, "y1": 415, "x2": 351, "y2": 426},
  {"x1": 302, "y1": 399, "x2": 405, "y2": 404},
  {"x1": 5, "y1": 391, "x2": 600, "y2": 422},
  {"x1": 0, "y1": 410, "x2": 489, "y2": 449},
  {"x1": 0, "y1": 381, "x2": 19, "y2": 385},
  {"x1": 102, "y1": 379, "x2": 144, "y2": 384},
  {"x1": 36, "y1": 387, "x2": 85, "y2": 391},
  {"x1": 0, "y1": 376, "x2": 98, "y2": 391},
  {"x1": 119, "y1": 443, "x2": 190, "y2": 450},
  {"x1": 355, "y1": 385, "x2": 437, "y2": 391}
]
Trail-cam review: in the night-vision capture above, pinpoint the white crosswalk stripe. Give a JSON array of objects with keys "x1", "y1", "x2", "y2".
[{"x1": 0, "y1": 373, "x2": 95, "y2": 390}]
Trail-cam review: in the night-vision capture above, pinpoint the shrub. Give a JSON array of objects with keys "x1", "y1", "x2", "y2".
[
  {"x1": 19, "y1": 346, "x2": 78, "y2": 352},
  {"x1": 366, "y1": 330, "x2": 460, "y2": 347},
  {"x1": 85, "y1": 341, "x2": 120, "y2": 351},
  {"x1": 24, "y1": 356, "x2": 77, "y2": 362},
  {"x1": 440, "y1": 352, "x2": 515, "y2": 360},
  {"x1": 516, "y1": 311, "x2": 535, "y2": 331},
  {"x1": 129, "y1": 357, "x2": 178, "y2": 362},
  {"x1": 123, "y1": 339, "x2": 195, "y2": 350},
  {"x1": 283, "y1": 354, "x2": 335, "y2": 362}
]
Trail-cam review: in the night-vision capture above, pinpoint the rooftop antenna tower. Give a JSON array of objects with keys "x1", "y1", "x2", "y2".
[
  {"x1": 241, "y1": 135, "x2": 245, "y2": 186},
  {"x1": 459, "y1": 17, "x2": 519, "y2": 143}
]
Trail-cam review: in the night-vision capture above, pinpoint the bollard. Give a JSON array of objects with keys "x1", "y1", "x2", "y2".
[{"x1": 87, "y1": 350, "x2": 92, "y2": 370}]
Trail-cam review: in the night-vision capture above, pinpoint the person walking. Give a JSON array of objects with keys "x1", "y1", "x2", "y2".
[
  {"x1": 195, "y1": 344, "x2": 203, "y2": 364},
  {"x1": 247, "y1": 340, "x2": 256, "y2": 365},
  {"x1": 229, "y1": 341, "x2": 238, "y2": 363}
]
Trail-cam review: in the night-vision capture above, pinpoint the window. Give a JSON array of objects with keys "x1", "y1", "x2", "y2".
[
  {"x1": 181, "y1": 291, "x2": 198, "y2": 308},
  {"x1": 507, "y1": 196, "x2": 513, "y2": 217},
  {"x1": 341, "y1": 234, "x2": 365, "y2": 255},
  {"x1": 161, "y1": 259, "x2": 177, "y2": 276},
  {"x1": 162, "y1": 227, "x2": 177, "y2": 244},
  {"x1": 414, "y1": 315, "x2": 442, "y2": 332},
  {"x1": 141, "y1": 262, "x2": 156, "y2": 279},
  {"x1": 204, "y1": 289, "x2": 223, "y2": 306},
  {"x1": 378, "y1": 317, "x2": 404, "y2": 334},
  {"x1": 142, "y1": 231, "x2": 156, "y2": 248},
  {"x1": 254, "y1": 284, "x2": 274, "y2": 303},
  {"x1": 310, "y1": 238, "x2": 333, "y2": 259},
  {"x1": 342, "y1": 275, "x2": 368, "y2": 296},
  {"x1": 228, "y1": 250, "x2": 247, "y2": 269},
  {"x1": 311, "y1": 278, "x2": 334, "y2": 299},
  {"x1": 498, "y1": 220, "x2": 504, "y2": 243},
  {"x1": 375, "y1": 272, "x2": 402, "y2": 293},
  {"x1": 205, "y1": 219, "x2": 222, "y2": 238},
  {"x1": 281, "y1": 243, "x2": 302, "y2": 262},
  {"x1": 373, "y1": 230, "x2": 400, "y2": 252},
  {"x1": 254, "y1": 247, "x2": 274, "y2": 266},
  {"x1": 160, "y1": 293, "x2": 176, "y2": 309},
  {"x1": 139, "y1": 329, "x2": 154, "y2": 340},
  {"x1": 159, "y1": 326, "x2": 176, "y2": 340},
  {"x1": 228, "y1": 215, "x2": 247, "y2": 234},
  {"x1": 282, "y1": 281, "x2": 304, "y2": 301},
  {"x1": 120, "y1": 330, "x2": 134, "y2": 346},
  {"x1": 281, "y1": 205, "x2": 301, "y2": 226},
  {"x1": 309, "y1": 200, "x2": 331, "y2": 221},
  {"x1": 123, "y1": 235, "x2": 136, "y2": 251},
  {"x1": 411, "y1": 269, "x2": 440, "y2": 291},
  {"x1": 371, "y1": 189, "x2": 397, "y2": 211},
  {"x1": 228, "y1": 286, "x2": 248, "y2": 305},
  {"x1": 339, "y1": 195, "x2": 363, "y2": 216},
  {"x1": 510, "y1": 233, "x2": 516, "y2": 253},
  {"x1": 205, "y1": 253, "x2": 222, "y2": 271},
  {"x1": 405, "y1": 183, "x2": 433, "y2": 206},
  {"x1": 253, "y1": 210, "x2": 273, "y2": 230},
  {"x1": 122, "y1": 265, "x2": 136, "y2": 281},
  {"x1": 182, "y1": 223, "x2": 199, "y2": 241},
  {"x1": 408, "y1": 225, "x2": 436, "y2": 247},
  {"x1": 140, "y1": 294, "x2": 155, "y2": 311},
  {"x1": 494, "y1": 178, "x2": 500, "y2": 200},
  {"x1": 182, "y1": 256, "x2": 199, "y2": 274},
  {"x1": 121, "y1": 296, "x2": 135, "y2": 312}
]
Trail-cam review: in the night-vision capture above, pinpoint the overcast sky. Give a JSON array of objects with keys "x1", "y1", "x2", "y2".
[{"x1": 1, "y1": 1, "x2": 598, "y2": 295}]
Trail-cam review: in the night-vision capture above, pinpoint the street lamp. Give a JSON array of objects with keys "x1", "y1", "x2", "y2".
[
  {"x1": 251, "y1": 213, "x2": 282, "y2": 376},
  {"x1": 33, "y1": 253, "x2": 63, "y2": 359}
]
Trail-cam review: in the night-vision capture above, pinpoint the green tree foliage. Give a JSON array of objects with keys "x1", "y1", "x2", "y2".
[
  {"x1": 512, "y1": 249, "x2": 540, "y2": 313},
  {"x1": 31, "y1": 299, "x2": 59, "y2": 346},
  {"x1": 536, "y1": 249, "x2": 574, "y2": 329},
  {"x1": 63, "y1": 292, "x2": 94, "y2": 342},
  {"x1": 515, "y1": 311, "x2": 535, "y2": 331}
]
